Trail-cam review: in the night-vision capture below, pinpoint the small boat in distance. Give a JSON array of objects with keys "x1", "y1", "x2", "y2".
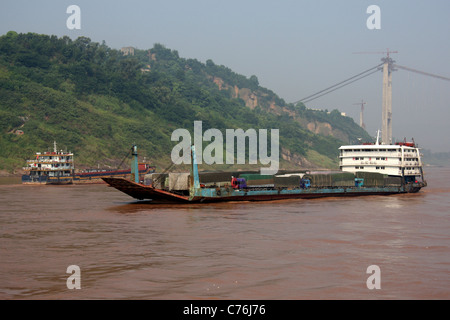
[
  {"x1": 22, "y1": 141, "x2": 75, "y2": 185},
  {"x1": 22, "y1": 142, "x2": 155, "y2": 185}
]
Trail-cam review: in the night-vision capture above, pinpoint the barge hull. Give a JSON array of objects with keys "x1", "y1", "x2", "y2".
[
  {"x1": 102, "y1": 177, "x2": 411, "y2": 204},
  {"x1": 103, "y1": 177, "x2": 190, "y2": 203}
]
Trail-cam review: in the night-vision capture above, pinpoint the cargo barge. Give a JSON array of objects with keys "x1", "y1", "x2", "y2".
[
  {"x1": 22, "y1": 142, "x2": 155, "y2": 185},
  {"x1": 72, "y1": 163, "x2": 155, "y2": 184},
  {"x1": 103, "y1": 142, "x2": 427, "y2": 203}
]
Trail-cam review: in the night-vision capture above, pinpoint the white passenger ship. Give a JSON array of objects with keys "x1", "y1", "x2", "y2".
[{"x1": 339, "y1": 132, "x2": 426, "y2": 192}]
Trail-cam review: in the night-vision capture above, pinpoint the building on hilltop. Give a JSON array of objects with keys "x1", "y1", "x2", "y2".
[{"x1": 121, "y1": 47, "x2": 135, "y2": 56}]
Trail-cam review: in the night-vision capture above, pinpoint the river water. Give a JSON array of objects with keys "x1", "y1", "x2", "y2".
[{"x1": 0, "y1": 166, "x2": 449, "y2": 300}]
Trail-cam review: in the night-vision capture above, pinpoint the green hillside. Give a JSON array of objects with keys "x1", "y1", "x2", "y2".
[{"x1": 0, "y1": 31, "x2": 372, "y2": 174}]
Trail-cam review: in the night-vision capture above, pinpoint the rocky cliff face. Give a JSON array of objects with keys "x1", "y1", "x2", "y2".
[
  {"x1": 281, "y1": 147, "x2": 316, "y2": 168},
  {"x1": 212, "y1": 76, "x2": 259, "y2": 109},
  {"x1": 210, "y1": 76, "x2": 354, "y2": 143}
]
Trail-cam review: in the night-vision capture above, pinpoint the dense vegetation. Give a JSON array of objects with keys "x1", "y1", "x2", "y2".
[{"x1": 0, "y1": 31, "x2": 372, "y2": 173}]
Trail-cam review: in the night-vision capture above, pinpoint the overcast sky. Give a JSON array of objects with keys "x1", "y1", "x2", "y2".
[{"x1": 1, "y1": 0, "x2": 449, "y2": 152}]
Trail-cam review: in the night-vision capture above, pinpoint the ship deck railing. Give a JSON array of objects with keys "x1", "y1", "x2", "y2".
[
  {"x1": 24, "y1": 167, "x2": 73, "y2": 171},
  {"x1": 27, "y1": 159, "x2": 73, "y2": 164}
]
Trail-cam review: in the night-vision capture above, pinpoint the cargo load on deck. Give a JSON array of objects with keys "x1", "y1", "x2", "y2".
[
  {"x1": 355, "y1": 172, "x2": 386, "y2": 187},
  {"x1": 273, "y1": 175, "x2": 301, "y2": 188},
  {"x1": 383, "y1": 176, "x2": 403, "y2": 186},
  {"x1": 239, "y1": 174, "x2": 274, "y2": 187},
  {"x1": 303, "y1": 172, "x2": 356, "y2": 187},
  {"x1": 168, "y1": 172, "x2": 190, "y2": 191},
  {"x1": 144, "y1": 173, "x2": 168, "y2": 189}
]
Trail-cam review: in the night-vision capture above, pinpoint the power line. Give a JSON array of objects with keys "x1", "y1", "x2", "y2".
[
  {"x1": 394, "y1": 64, "x2": 450, "y2": 82},
  {"x1": 293, "y1": 63, "x2": 383, "y2": 105},
  {"x1": 301, "y1": 68, "x2": 381, "y2": 104},
  {"x1": 291, "y1": 60, "x2": 449, "y2": 107}
]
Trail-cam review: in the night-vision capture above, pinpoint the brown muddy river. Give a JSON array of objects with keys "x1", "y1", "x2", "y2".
[{"x1": 0, "y1": 167, "x2": 449, "y2": 299}]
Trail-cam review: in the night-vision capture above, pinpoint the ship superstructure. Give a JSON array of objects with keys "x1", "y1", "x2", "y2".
[
  {"x1": 339, "y1": 132, "x2": 426, "y2": 191},
  {"x1": 22, "y1": 141, "x2": 74, "y2": 185}
]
